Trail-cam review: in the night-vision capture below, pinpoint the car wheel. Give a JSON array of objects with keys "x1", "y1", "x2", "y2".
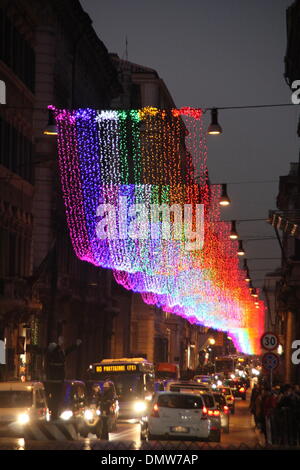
[
  {"x1": 101, "y1": 420, "x2": 109, "y2": 440},
  {"x1": 95, "y1": 421, "x2": 103, "y2": 439},
  {"x1": 223, "y1": 424, "x2": 229, "y2": 434},
  {"x1": 209, "y1": 431, "x2": 221, "y2": 442},
  {"x1": 111, "y1": 419, "x2": 117, "y2": 432},
  {"x1": 147, "y1": 431, "x2": 157, "y2": 441}
]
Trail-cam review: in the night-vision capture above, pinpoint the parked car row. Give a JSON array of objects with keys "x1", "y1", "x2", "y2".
[{"x1": 0, "y1": 379, "x2": 119, "y2": 439}]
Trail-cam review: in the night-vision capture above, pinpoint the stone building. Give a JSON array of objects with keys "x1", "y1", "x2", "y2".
[
  {"x1": 0, "y1": 0, "x2": 123, "y2": 380},
  {"x1": 0, "y1": 0, "x2": 40, "y2": 380}
]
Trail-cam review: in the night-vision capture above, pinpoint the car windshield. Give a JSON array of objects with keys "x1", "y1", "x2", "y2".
[
  {"x1": 201, "y1": 394, "x2": 215, "y2": 408},
  {"x1": 224, "y1": 380, "x2": 237, "y2": 388},
  {"x1": 170, "y1": 384, "x2": 207, "y2": 392},
  {"x1": 213, "y1": 394, "x2": 226, "y2": 407},
  {"x1": 0, "y1": 390, "x2": 33, "y2": 408},
  {"x1": 158, "y1": 394, "x2": 203, "y2": 409}
]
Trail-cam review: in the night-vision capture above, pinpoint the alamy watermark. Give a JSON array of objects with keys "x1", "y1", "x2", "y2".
[
  {"x1": 95, "y1": 197, "x2": 205, "y2": 251},
  {"x1": 291, "y1": 80, "x2": 300, "y2": 104},
  {"x1": 292, "y1": 340, "x2": 300, "y2": 365}
]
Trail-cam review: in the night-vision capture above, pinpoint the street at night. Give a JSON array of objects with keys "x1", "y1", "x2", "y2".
[
  {"x1": 0, "y1": 396, "x2": 266, "y2": 450},
  {"x1": 1, "y1": 0, "x2": 300, "y2": 459}
]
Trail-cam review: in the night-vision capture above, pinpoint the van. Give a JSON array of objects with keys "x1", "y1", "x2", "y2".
[{"x1": 0, "y1": 381, "x2": 49, "y2": 436}]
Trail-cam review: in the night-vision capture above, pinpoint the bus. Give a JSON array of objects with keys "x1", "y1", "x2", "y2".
[
  {"x1": 215, "y1": 357, "x2": 236, "y2": 375},
  {"x1": 155, "y1": 363, "x2": 180, "y2": 380},
  {"x1": 88, "y1": 358, "x2": 155, "y2": 418}
]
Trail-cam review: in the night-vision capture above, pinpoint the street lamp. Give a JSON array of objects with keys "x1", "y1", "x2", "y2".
[
  {"x1": 219, "y1": 184, "x2": 231, "y2": 207},
  {"x1": 207, "y1": 108, "x2": 222, "y2": 135},
  {"x1": 229, "y1": 220, "x2": 238, "y2": 240},
  {"x1": 237, "y1": 240, "x2": 245, "y2": 256},
  {"x1": 43, "y1": 109, "x2": 58, "y2": 136}
]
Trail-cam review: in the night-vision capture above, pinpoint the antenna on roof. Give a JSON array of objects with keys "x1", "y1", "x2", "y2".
[{"x1": 125, "y1": 35, "x2": 128, "y2": 61}]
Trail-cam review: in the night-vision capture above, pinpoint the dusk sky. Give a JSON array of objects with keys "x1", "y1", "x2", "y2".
[{"x1": 80, "y1": 0, "x2": 299, "y2": 289}]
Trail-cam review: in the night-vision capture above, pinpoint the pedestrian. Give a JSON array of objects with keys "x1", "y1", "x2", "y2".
[
  {"x1": 254, "y1": 387, "x2": 263, "y2": 430},
  {"x1": 45, "y1": 336, "x2": 82, "y2": 419},
  {"x1": 249, "y1": 384, "x2": 259, "y2": 416}
]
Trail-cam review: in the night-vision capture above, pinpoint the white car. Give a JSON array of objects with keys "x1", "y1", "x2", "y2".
[
  {"x1": 140, "y1": 392, "x2": 210, "y2": 440},
  {"x1": 0, "y1": 381, "x2": 49, "y2": 436}
]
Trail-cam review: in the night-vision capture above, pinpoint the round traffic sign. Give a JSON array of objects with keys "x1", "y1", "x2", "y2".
[
  {"x1": 262, "y1": 352, "x2": 280, "y2": 371},
  {"x1": 260, "y1": 332, "x2": 279, "y2": 351}
]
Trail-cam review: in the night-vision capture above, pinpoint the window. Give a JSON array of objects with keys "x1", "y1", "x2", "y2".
[
  {"x1": 0, "y1": 8, "x2": 35, "y2": 92},
  {"x1": 0, "y1": 390, "x2": 33, "y2": 407},
  {"x1": 0, "y1": 116, "x2": 33, "y2": 182},
  {"x1": 35, "y1": 389, "x2": 46, "y2": 409},
  {"x1": 157, "y1": 394, "x2": 204, "y2": 409}
]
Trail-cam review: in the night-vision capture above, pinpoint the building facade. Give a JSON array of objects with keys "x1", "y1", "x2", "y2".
[{"x1": 0, "y1": 0, "x2": 124, "y2": 381}]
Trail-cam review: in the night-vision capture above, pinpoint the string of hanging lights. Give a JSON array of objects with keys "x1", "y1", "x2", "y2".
[{"x1": 49, "y1": 105, "x2": 265, "y2": 354}]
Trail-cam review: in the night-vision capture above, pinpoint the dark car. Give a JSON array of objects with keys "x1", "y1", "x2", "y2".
[
  {"x1": 212, "y1": 392, "x2": 230, "y2": 433},
  {"x1": 44, "y1": 380, "x2": 88, "y2": 435},
  {"x1": 83, "y1": 380, "x2": 119, "y2": 439},
  {"x1": 224, "y1": 379, "x2": 247, "y2": 400},
  {"x1": 199, "y1": 392, "x2": 221, "y2": 442}
]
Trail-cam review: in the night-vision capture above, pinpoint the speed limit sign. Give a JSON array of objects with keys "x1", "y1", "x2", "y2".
[{"x1": 261, "y1": 332, "x2": 279, "y2": 351}]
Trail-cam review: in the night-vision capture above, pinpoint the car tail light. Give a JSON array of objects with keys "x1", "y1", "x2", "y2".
[
  {"x1": 151, "y1": 403, "x2": 160, "y2": 418},
  {"x1": 201, "y1": 406, "x2": 208, "y2": 419},
  {"x1": 208, "y1": 410, "x2": 213, "y2": 416},
  {"x1": 239, "y1": 387, "x2": 245, "y2": 392},
  {"x1": 213, "y1": 410, "x2": 220, "y2": 416},
  {"x1": 224, "y1": 406, "x2": 229, "y2": 414}
]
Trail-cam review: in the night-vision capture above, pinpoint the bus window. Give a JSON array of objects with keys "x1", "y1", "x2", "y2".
[{"x1": 145, "y1": 374, "x2": 155, "y2": 393}]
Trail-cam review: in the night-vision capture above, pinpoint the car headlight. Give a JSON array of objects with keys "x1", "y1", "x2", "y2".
[
  {"x1": 60, "y1": 410, "x2": 73, "y2": 420},
  {"x1": 133, "y1": 401, "x2": 147, "y2": 413},
  {"x1": 84, "y1": 409, "x2": 94, "y2": 421},
  {"x1": 18, "y1": 413, "x2": 30, "y2": 425}
]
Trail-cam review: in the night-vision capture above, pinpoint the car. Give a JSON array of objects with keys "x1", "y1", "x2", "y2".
[
  {"x1": 0, "y1": 381, "x2": 49, "y2": 436},
  {"x1": 197, "y1": 391, "x2": 221, "y2": 442},
  {"x1": 224, "y1": 380, "x2": 247, "y2": 400},
  {"x1": 82, "y1": 380, "x2": 119, "y2": 438},
  {"x1": 217, "y1": 386, "x2": 235, "y2": 414},
  {"x1": 193, "y1": 375, "x2": 213, "y2": 386},
  {"x1": 166, "y1": 381, "x2": 210, "y2": 392},
  {"x1": 212, "y1": 392, "x2": 230, "y2": 433},
  {"x1": 167, "y1": 384, "x2": 222, "y2": 442},
  {"x1": 44, "y1": 379, "x2": 88, "y2": 435},
  {"x1": 140, "y1": 392, "x2": 210, "y2": 441}
]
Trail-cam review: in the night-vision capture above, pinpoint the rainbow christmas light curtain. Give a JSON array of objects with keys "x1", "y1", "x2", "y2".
[{"x1": 52, "y1": 105, "x2": 264, "y2": 354}]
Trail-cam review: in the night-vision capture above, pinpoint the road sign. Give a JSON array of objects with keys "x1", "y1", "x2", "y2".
[
  {"x1": 260, "y1": 332, "x2": 279, "y2": 351},
  {"x1": 262, "y1": 352, "x2": 280, "y2": 371}
]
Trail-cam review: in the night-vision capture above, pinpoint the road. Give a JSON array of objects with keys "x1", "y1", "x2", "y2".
[{"x1": 0, "y1": 395, "x2": 264, "y2": 450}]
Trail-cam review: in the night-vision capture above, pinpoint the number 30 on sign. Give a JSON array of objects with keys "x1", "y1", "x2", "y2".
[{"x1": 260, "y1": 332, "x2": 279, "y2": 351}]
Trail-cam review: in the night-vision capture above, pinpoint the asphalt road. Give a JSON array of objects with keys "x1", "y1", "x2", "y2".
[{"x1": 0, "y1": 394, "x2": 264, "y2": 450}]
